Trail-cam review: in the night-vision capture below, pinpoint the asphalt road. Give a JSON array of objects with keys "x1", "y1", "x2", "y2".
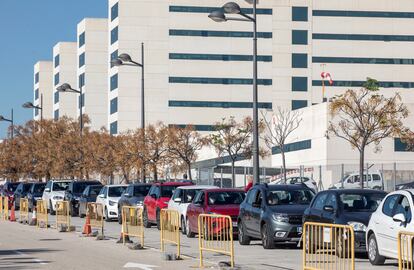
[{"x1": 0, "y1": 212, "x2": 401, "y2": 270}]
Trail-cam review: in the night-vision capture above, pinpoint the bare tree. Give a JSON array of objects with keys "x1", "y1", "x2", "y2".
[
  {"x1": 329, "y1": 78, "x2": 410, "y2": 188},
  {"x1": 261, "y1": 107, "x2": 302, "y2": 183}
]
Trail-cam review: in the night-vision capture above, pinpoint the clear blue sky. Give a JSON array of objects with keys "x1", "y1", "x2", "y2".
[{"x1": 0, "y1": 0, "x2": 107, "y2": 138}]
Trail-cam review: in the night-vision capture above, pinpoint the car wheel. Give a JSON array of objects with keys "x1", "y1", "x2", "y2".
[
  {"x1": 368, "y1": 234, "x2": 385, "y2": 265},
  {"x1": 261, "y1": 223, "x2": 275, "y2": 249},
  {"x1": 238, "y1": 221, "x2": 251, "y2": 245},
  {"x1": 49, "y1": 200, "x2": 56, "y2": 216},
  {"x1": 186, "y1": 218, "x2": 195, "y2": 238},
  {"x1": 181, "y1": 216, "x2": 186, "y2": 235},
  {"x1": 143, "y1": 208, "x2": 151, "y2": 228},
  {"x1": 105, "y1": 207, "x2": 110, "y2": 222},
  {"x1": 118, "y1": 207, "x2": 122, "y2": 225},
  {"x1": 156, "y1": 209, "x2": 161, "y2": 230},
  {"x1": 70, "y1": 204, "x2": 77, "y2": 217}
]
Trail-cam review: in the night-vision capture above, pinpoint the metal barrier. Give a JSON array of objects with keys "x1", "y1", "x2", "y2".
[
  {"x1": 19, "y1": 198, "x2": 29, "y2": 224},
  {"x1": 3, "y1": 196, "x2": 9, "y2": 220},
  {"x1": 0, "y1": 196, "x2": 3, "y2": 220},
  {"x1": 198, "y1": 214, "x2": 235, "y2": 268},
  {"x1": 303, "y1": 222, "x2": 355, "y2": 270},
  {"x1": 122, "y1": 206, "x2": 144, "y2": 246},
  {"x1": 160, "y1": 209, "x2": 180, "y2": 257},
  {"x1": 36, "y1": 200, "x2": 48, "y2": 228},
  {"x1": 398, "y1": 231, "x2": 414, "y2": 270},
  {"x1": 56, "y1": 201, "x2": 70, "y2": 230},
  {"x1": 87, "y1": 203, "x2": 104, "y2": 236}
]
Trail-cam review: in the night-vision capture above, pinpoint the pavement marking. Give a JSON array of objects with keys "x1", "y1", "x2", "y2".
[
  {"x1": 123, "y1": 262, "x2": 159, "y2": 269},
  {"x1": 14, "y1": 250, "x2": 48, "y2": 265}
]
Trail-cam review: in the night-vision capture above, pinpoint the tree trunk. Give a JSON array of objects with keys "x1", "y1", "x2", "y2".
[
  {"x1": 281, "y1": 150, "x2": 287, "y2": 184},
  {"x1": 359, "y1": 148, "x2": 365, "y2": 189},
  {"x1": 153, "y1": 164, "x2": 158, "y2": 182},
  {"x1": 187, "y1": 162, "x2": 192, "y2": 181},
  {"x1": 231, "y1": 160, "x2": 235, "y2": 188}
]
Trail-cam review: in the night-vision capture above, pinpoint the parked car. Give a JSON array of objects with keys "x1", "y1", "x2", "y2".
[
  {"x1": 366, "y1": 189, "x2": 414, "y2": 265},
  {"x1": 42, "y1": 180, "x2": 72, "y2": 215},
  {"x1": 330, "y1": 172, "x2": 383, "y2": 190},
  {"x1": 168, "y1": 185, "x2": 216, "y2": 234},
  {"x1": 238, "y1": 184, "x2": 315, "y2": 249},
  {"x1": 27, "y1": 182, "x2": 46, "y2": 211},
  {"x1": 303, "y1": 189, "x2": 386, "y2": 254},
  {"x1": 78, "y1": 184, "x2": 103, "y2": 218},
  {"x1": 96, "y1": 184, "x2": 127, "y2": 221},
  {"x1": 64, "y1": 180, "x2": 101, "y2": 217},
  {"x1": 270, "y1": 177, "x2": 317, "y2": 192},
  {"x1": 117, "y1": 183, "x2": 152, "y2": 224},
  {"x1": 396, "y1": 181, "x2": 414, "y2": 190},
  {"x1": 13, "y1": 182, "x2": 33, "y2": 210},
  {"x1": 1, "y1": 182, "x2": 21, "y2": 209},
  {"x1": 143, "y1": 181, "x2": 193, "y2": 229},
  {"x1": 185, "y1": 188, "x2": 246, "y2": 238}
]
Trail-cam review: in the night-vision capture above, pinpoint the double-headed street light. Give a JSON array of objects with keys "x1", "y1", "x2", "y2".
[
  {"x1": 0, "y1": 109, "x2": 14, "y2": 139},
  {"x1": 23, "y1": 94, "x2": 43, "y2": 121},
  {"x1": 111, "y1": 42, "x2": 146, "y2": 182},
  {"x1": 209, "y1": 1, "x2": 260, "y2": 185},
  {"x1": 57, "y1": 83, "x2": 83, "y2": 137}
]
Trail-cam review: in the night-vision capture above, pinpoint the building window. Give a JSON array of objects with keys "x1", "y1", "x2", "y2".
[
  {"x1": 79, "y1": 73, "x2": 85, "y2": 88},
  {"x1": 111, "y1": 26, "x2": 119, "y2": 44},
  {"x1": 110, "y1": 50, "x2": 118, "y2": 68},
  {"x1": 34, "y1": 89, "x2": 39, "y2": 100},
  {"x1": 170, "y1": 124, "x2": 215, "y2": 132},
  {"x1": 110, "y1": 74, "x2": 118, "y2": 91},
  {"x1": 110, "y1": 121, "x2": 118, "y2": 135},
  {"x1": 313, "y1": 10, "x2": 414, "y2": 19},
  {"x1": 54, "y1": 55, "x2": 60, "y2": 67},
  {"x1": 111, "y1": 2, "x2": 119, "y2": 21},
  {"x1": 110, "y1": 97, "x2": 118, "y2": 114},
  {"x1": 54, "y1": 109, "x2": 59, "y2": 120},
  {"x1": 313, "y1": 56, "x2": 414, "y2": 65},
  {"x1": 79, "y1": 93, "x2": 85, "y2": 109},
  {"x1": 169, "y1": 100, "x2": 272, "y2": 109},
  {"x1": 395, "y1": 138, "x2": 413, "y2": 152},
  {"x1": 35, "y1": 72, "x2": 39, "y2": 84},
  {"x1": 79, "y1": 52, "x2": 85, "y2": 67},
  {"x1": 54, "y1": 73, "x2": 59, "y2": 86},
  {"x1": 272, "y1": 139, "x2": 311, "y2": 154},
  {"x1": 292, "y1": 53, "x2": 308, "y2": 68},
  {"x1": 292, "y1": 77, "x2": 308, "y2": 92},
  {"x1": 292, "y1": 7, "x2": 308, "y2": 21},
  {"x1": 169, "y1": 6, "x2": 272, "y2": 15},
  {"x1": 292, "y1": 30, "x2": 308, "y2": 45},
  {"x1": 292, "y1": 100, "x2": 308, "y2": 110},
  {"x1": 312, "y1": 80, "x2": 414, "y2": 88},
  {"x1": 169, "y1": 77, "x2": 272, "y2": 85},
  {"x1": 54, "y1": 91, "x2": 59, "y2": 104},
  {"x1": 79, "y1": 32, "x2": 85, "y2": 47},
  {"x1": 169, "y1": 29, "x2": 272, "y2": 39},
  {"x1": 169, "y1": 53, "x2": 272, "y2": 62},
  {"x1": 313, "y1": 33, "x2": 414, "y2": 42}
]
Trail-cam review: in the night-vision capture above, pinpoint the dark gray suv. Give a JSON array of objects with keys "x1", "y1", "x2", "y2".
[{"x1": 238, "y1": 183, "x2": 315, "y2": 249}]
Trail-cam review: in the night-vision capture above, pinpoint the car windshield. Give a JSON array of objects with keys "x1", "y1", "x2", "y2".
[
  {"x1": 207, "y1": 191, "x2": 245, "y2": 205},
  {"x1": 133, "y1": 185, "x2": 151, "y2": 197},
  {"x1": 108, "y1": 186, "x2": 126, "y2": 197},
  {"x1": 33, "y1": 184, "x2": 46, "y2": 194},
  {"x1": 7, "y1": 183, "x2": 20, "y2": 192},
  {"x1": 160, "y1": 186, "x2": 179, "y2": 198},
  {"x1": 266, "y1": 189, "x2": 315, "y2": 206},
  {"x1": 183, "y1": 189, "x2": 201, "y2": 203},
  {"x1": 340, "y1": 193, "x2": 385, "y2": 212},
  {"x1": 288, "y1": 177, "x2": 310, "y2": 184},
  {"x1": 23, "y1": 184, "x2": 32, "y2": 192},
  {"x1": 89, "y1": 186, "x2": 102, "y2": 196},
  {"x1": 52, "y1": 182, "x2": 70, "y2": 191},
  {"x1": 73, "y1": 182, "x2": 97, "y2": 194}
]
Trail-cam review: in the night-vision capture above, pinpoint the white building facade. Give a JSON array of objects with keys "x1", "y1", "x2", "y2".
[{"x1": 33, "y1": 61, "x2": 53, "y2": 120}]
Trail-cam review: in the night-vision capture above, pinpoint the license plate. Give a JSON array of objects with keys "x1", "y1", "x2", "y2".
[
  {"x1": 232, "y1": 222, "x2": 238, "y2": 227},
  {"x1": 297, "y1": 226, "x2": 302, "y2": 233}
]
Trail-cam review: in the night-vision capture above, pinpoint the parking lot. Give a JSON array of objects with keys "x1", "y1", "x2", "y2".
[{"x1": 0, "y1": 212, "x2": 400, "y2": 270}]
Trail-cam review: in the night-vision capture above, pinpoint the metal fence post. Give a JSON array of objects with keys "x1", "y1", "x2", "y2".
[
  {"x1": 243, "y1": 167, "x2": 246, "y2": 187},
  {"x1": 263, "y1": 167, "x2": 267, "y2": 183},
  {"x1": 366, "y1": 162, "x2": 369, "y2": 189},
  {"x1": 220, "y1": 167, "x2": 224, "y2": 188},
  {"x1": 393, "y1": 162, "x2": 397, "y2": 191},
  {"x1": 341, "y1": 164, "x2": 344, "y2": 189}
]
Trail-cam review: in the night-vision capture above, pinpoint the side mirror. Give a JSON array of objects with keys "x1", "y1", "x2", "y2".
[
  {"x1": 174, "y1": 198, "x2": 182, "y2": 203},
  {"x1": 44, "y1": 188, "x2": 50, "y2": 192},
  {"x1": 98, "y1": 194, "x2": 104, "y2": 198},
  {"x1": 323, "y1": 205, "x2": 335, "y2": 213},
  {"x1": 393, "y1": 213, "x2": 406, "y2": 224}
]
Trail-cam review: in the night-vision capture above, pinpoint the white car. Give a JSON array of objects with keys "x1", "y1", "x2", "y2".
[
  {"x1": 330, "y1": 171, "x2": 383, "y2": 190},
  {"x1": 168, "y1": 185, "x2": 216, "y2": 234},
  {"x1": 96, "y1": 184, "x2": 127, "y2": 221},
  {"x1": 270, "y1": 177, "x2": 317, "y2": 192},
  {"x1": 366, "y1": 189, "x2": 414, "y2": 265},
  {"x1": 42, "y1": 180, "x2": 72, "y2": 215}
]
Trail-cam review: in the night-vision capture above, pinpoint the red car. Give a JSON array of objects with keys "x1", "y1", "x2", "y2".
[
  {"x1": 185, "y1": 188, "x2": 246, "y2": 238},
  {"x1": 143, "y1": 181, "x2": 193, "y2": 229}
]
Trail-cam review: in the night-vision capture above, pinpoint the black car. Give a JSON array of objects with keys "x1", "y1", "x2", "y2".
[
  {"x1": 238, "y1": 183, "x2": 315, "y2": 249},
  {"x1": 64, "y1": 181, "x2": 101, "y2": 217},
  {"x1": 78, "y1": 184, "x2": 103, "y2": 218},
  {"x1": 13, "y1": 182, "x2": 33, "y2": 210},
  {"x1": 27, "y1": 182, "x2": 46, "y2": 211},
  {"x1": 117, "y1": 183, "x2": 152, "y2": 224},
  {"x1": 303, "y1": 189, "x2": 386, "y2": 253}
]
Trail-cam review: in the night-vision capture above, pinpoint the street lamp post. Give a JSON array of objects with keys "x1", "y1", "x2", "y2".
[
  {"x1": 0, "y1": 109, "x2": 14, "y2": 139},
  {"x1": 23, "y1": 93, "x2": 43, "y2": 121},
  {"x1": 209, "y1": 1, "x2": 260, "y2": 185},
  {"x1": 56, "y1": 83, "x2": 83, "y2": 137},
  {"x1": 111, "y1": 42, "x2": 146, "y2": 182}
]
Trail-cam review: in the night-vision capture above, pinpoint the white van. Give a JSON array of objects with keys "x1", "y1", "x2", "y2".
[{"x1": 330, "y1": 171, "x2": 383, "y2": 190}]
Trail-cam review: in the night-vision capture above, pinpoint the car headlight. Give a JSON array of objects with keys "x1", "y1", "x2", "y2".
[
  {"x1": 53, "y1": 196, "x2": 63, "y2": 200},
  {"x1": 272, "y1": 214, "x2": 289, "y2": 223},
  {"x1": 136, "y1": 201, "x2": 143, "y2": 206},
  {"x1": 109, "y1": 200, "x2": 117, "y2": 206},
  {"x1": 347, "y1": 221, "x2": 367, "y2": 232},
  {"x1": 35, "y1": 197, "x2": 42, "y2": 200}
]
